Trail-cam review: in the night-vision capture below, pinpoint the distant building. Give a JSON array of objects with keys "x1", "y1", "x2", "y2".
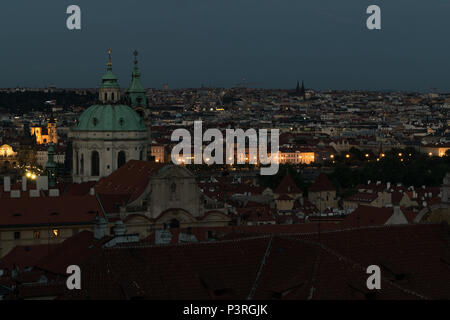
[
  {"x1": 308, "y1": 173, "x2": 337, "y2": 212},
  {"x1": 30, "y1": 116, "x2": 58, "y2": 145},
  {"x1": 151, "y1": 144, "x2": 168, "y2": 163},
  {"x1": 36, "y1": 146, "x2": 65, "y2": 168},
  {"x1": 0, "y1": 144, "x2": 18, "y2": 172}
]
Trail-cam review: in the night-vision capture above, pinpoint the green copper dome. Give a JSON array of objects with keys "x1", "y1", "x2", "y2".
[
  {"x1": 72, "y1": 49, "x2": 147, "y2": 132},
  {"x1": 73, "y1": 104, "x2": 147, "y2": 132}
]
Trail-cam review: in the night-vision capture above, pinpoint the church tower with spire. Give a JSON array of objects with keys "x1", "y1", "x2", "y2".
[
  {"x1": 99, "y1": 48, "x2": 121, "y2": 104},
  {"x1": 127, "y1": 50, "x2": 148, "y2": 109},
  {"x1": 69, "y1": 49, "x2": 148, "y2": 183},
  {"x1": 126, "y1": 50, "x2": 152, "y2": 145}
]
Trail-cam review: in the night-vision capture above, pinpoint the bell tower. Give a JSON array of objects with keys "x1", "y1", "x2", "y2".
[
  {"x1": 99, "y1": 49, "x2": 121, "y2": 104},
  {"x1": 127, "y1": 50, "x2": 147, "y2": 108}
]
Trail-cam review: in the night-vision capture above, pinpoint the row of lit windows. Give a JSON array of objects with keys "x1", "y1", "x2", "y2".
[{"x1": 13, "y1": 229, "x2": 60, "y2": 240}]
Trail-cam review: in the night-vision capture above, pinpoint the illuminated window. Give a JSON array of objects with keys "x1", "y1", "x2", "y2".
[
  {"x1": 52, "y1": 229, "x2": 60, "y2": 237},
  {"x1": 33, "y1": 231, "x2": 40, "y2": 239}
]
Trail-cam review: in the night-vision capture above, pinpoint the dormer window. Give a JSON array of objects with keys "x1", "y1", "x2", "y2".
[
  {"x1": 93, "y1": 118, "x2": 98, "y2": 126},
  {"x1": 119, "y1": 118, "x2": 124, "y2": 126}
]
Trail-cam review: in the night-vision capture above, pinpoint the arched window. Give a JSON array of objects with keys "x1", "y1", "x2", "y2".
[
  {"x1": 117, "y1": 151, "x2": 126, "y2": 169},
  {"x1": 91, "y1": 151, "x2": 100, "y2": 176},
  {"x1": 139, "y1": 150, "x2": 143, "y2": 160},
  {"x1": 104, "y1": 93, "x2": 107, "y2": 101},
  {"x1": 111, "y1": 92, "x2": 115, "y2": 101},
  {"x1": 80, "y1": 154, "x2": 84, "y2": 175}
]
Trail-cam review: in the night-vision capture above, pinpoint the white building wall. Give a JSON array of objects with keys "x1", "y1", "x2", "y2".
[{"x1": 70, "y1": 130, "x2": 148, "y2": 183}]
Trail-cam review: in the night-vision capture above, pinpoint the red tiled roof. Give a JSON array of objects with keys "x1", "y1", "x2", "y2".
[
  {"x1": 36, "y1": 230, "x2": 109, "y2": 275},
  {"x1": 274, "y1": 173, "x2": 302, "y2": 195},
  {"x1": 0, "y1": 195, "x2": 103, "y2": 227},
  {"x1": 340, "y1": 205, "x2": 407, "y2": 228},
  {"x1": 95, "y1": 160, "x2": 164, "y2": 202},
  {"x1": 64, "y1": 181, "x2": 96, "y2": 196},
  {"x1": 0, "y1": 244, "x2": 59, "y2": 270},
  {"x1": 58, "y1": 223, "x2": 450, "y2": 300}
]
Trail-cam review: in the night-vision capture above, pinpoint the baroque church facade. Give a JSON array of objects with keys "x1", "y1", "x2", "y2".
[
  {"x1": 68, "y1": 50, "x2": 231, "y2": 232},
  {"x1": 69, "y1": 50, "x2": 149, "y2": 183}
]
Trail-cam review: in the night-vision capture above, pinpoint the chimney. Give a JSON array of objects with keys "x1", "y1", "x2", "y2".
[
  {"x1": 4, "y1": 176, "x2": 10, "y2": 192},
  {"x1": 49, "y1": 189, "x2": 60, "y2": 197},
  {"x1": 10, "y1": 190, "x2": 20, "y2": 198},
  {"x1": 22, "y1": 176, "x2": 27, "y2": 192},
  {"x1": 29, "y1": 190, "x2": 39, "y2": 198},
  {"x1": 89, "y1": 187, "x2": 95, "y2": 196},
  {"x1": 93, "y1": 216, "x2": 108, "y2": 240},
  {"x1": 36, "y1": 176, "x2": 48, "y2": 191},
  {"x1": 387, "y1": 182, "x2": 391, "y2": 190}
]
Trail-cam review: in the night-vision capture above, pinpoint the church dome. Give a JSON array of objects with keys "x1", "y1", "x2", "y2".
[
  {"x1": 73, "y1": 104, "x2": 147, "y2": 132},
  {"x1": 72, "y1": 49, "x2": 147, "y2": 132}
]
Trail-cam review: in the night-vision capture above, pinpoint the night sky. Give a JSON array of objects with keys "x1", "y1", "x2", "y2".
[{"x1": 0, "y1": 0, "x2": 449, "y2": 91}]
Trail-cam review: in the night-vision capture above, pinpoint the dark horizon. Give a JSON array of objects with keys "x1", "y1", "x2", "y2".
[{"x1": 1, "y1": 1, "x2": 450, "y2": 91}]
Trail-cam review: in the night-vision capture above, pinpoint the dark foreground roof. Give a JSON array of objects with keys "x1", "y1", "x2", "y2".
[{"x1": 54, "y1": 223, "x2": 449, "y2": 300}]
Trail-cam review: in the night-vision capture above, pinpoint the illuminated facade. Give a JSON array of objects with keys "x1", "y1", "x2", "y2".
[
  {"x1": 0, "y1": 144, "x2": 17, "y2": 157},
  {"x1": 278, "y1": 151, "x2": 315, "y2": 164},
  {"x1": 151, "y1": 144, "x2": 167, "y2": 163},
  {"x1": 31, "y1": 118, "x2": 58, "y2": 145},
  {"x1": 0, "y1": 144, "x2": 18, "y2": 172},
  {"x1": 421, "y1": 145, "x2": 450, "y2": 157}
]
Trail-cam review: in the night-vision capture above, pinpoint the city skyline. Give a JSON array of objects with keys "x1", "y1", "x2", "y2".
[{"x1": 1, "y1": 0, "x2": 450, "y2": 91}]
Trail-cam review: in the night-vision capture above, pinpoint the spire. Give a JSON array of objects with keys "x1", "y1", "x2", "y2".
[
  {"x1": 107, "y1": 48, "x2": 113, "y2": 69},
  {"x1": 133, "y1": 49, "x2": 138, "y2": 66},
  {"x1": 127, "y1": 49, "x2": 147, "y2": 107},
  {"x1": 99, "y1": 48, "x2": 120, "y2": 103},
  {"x1": 300, "y1": 80, "x2": 306, "y2": 99},
  {"x1": 131, "y1": 50, "x2": 141, "y2": 78}
]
